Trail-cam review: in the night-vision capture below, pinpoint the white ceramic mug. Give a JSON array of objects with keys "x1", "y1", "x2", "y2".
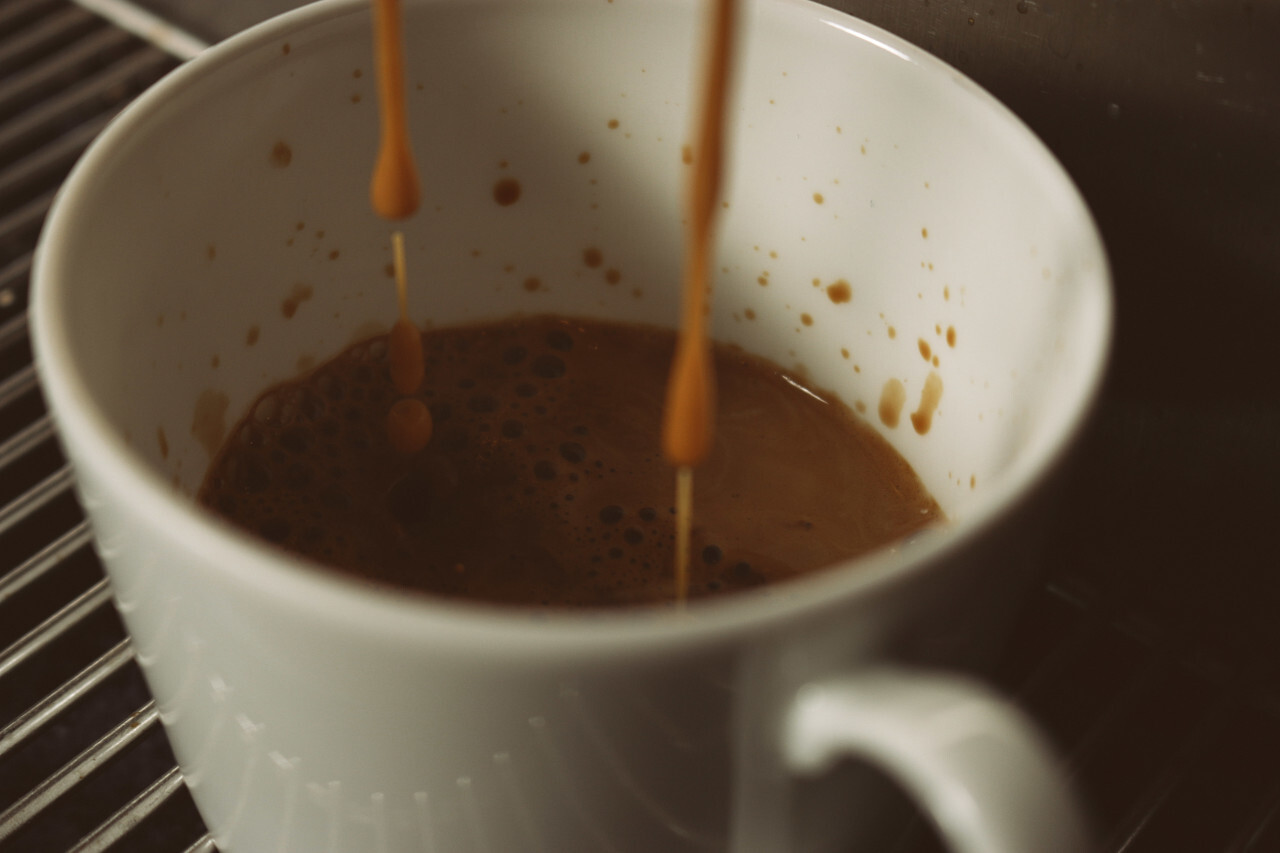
[{"x1": 31, "y1": 0, "x2": 1110, "y2": 850}]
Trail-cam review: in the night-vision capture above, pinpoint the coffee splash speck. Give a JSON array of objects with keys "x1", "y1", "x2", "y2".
[
  {"x1": 879, "y1": 378, "x2": 906, "y2": 428},
  {"x1": 191, "y1": 389, "x2": 229, "y2": 459}
]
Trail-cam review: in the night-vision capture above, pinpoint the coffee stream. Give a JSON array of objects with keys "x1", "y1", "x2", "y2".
[
  {"x1": 370, "y1": 0, "x2": 431, "y2": 454},
  {"x1": 198, "y1": 0, "x2": 943, "y2": 607},
  {"x1": 369, "y1": 0, "x2": 419, "y2": 220},
  {"x1": 367, "y1": 0, "x2": 742, "y2": 602},
  {"x1": 663, "y1": 0, "x2": 739, "y2": 603}
]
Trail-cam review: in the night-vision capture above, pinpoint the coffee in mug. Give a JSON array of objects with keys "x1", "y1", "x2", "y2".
[{"x1": 198, "y1": 316, "x2": 942, "y2": 606}]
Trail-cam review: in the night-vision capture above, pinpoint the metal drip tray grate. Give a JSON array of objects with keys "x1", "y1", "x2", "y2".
[
  {"x1": 1, "y1": 1, "x2": 1278, "y2": 851},
  {"x1": 0, "y1": 0, "x2": 209, "y2": 849}
]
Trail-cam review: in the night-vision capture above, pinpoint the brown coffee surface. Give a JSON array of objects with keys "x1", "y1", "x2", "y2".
[{"x1": 198, "y1": 317, "x2": 942, "y2": 608}]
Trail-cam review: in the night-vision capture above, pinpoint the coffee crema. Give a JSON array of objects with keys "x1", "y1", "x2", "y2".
[{"x1": 198, "y1": 317, "x2": 942, "y2": 607}]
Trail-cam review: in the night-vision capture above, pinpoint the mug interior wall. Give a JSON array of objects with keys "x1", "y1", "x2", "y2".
[{"x1": 54, "y1": 0, "x2": 1103, "y2": 521}]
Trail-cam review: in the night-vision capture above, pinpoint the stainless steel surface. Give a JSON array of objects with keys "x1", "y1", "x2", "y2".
[
  {"x1": 0, "y1": 4, "x2": 199, "y2": 849},
  {"x1": 0, "y1": 0, "x2": 1276, "y2": 850}
]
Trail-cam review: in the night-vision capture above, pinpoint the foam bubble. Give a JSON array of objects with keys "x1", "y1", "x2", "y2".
[
  {"x1": 559, "y1": 442, "x2": 585, "y2": 463},
  {"x1": 532, "y1": 354, "x2": 566, "y2": 379}
]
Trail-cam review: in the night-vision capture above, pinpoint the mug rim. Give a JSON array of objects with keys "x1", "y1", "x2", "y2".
[{"x1": 30, "y1": 0, "x2": 1113, "y2": 658}]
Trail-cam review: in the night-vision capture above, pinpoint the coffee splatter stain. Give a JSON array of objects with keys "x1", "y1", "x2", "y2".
[
  {"x1": 909, "y1": 371, "x2": 944, "y2": 435},
  {"x1": 206, "y1": 244, "x2": 216, "y2": 261},
  {"x1": 523, "y1": 277, "x2": 542, "y2": 292},
  {"x1": 813, "y1": 192, "x2": 824, "y2": 204},
  {"x1": 826, "y1": 280, "x2": 851, "y2": 304},
  {"x1": 605, "y1": 269, "x2": 621, "y2": 284},
  {"x1": 281, "y1": 43, "x2": 291, "y2": 55},
  {"x1": 352, "y1": 68, "x2": 363, "y2": 78},
  {"x1": 944, "y1": 285, "x2": 951, "y2": 301},
  {"x1": 578, "y1": 151, "x2": 591, "y2": 164},
  {"x1": 970, "y1": 474, "x2": 976, "y2": 490},
  {"x1": 682, "y1": 145, "x2": 693, "y2": 164},
  {"x1": 932, "y1": 355, "x2": 940, "y2": 367},
  {"x1": 744, "y1": 308, "x2": 756, "y2": 320},
  {"x1": 191, "y1": 389, "x2": 230, "y2": 460},
  {"x1": 270, "y1": 141, "x2": 292, "y2": 168},
  {"x1": 918, "y1": 338, "x2": 932, "y2": 361},
  {"x1": 156, "y1": 427, "x2": 169, "y2": 460},
  {"x1": 350, "y1": 94, "x2": 362, "y2": 104},
  {"x1": 855, "y1": 400, "x2": 867, "y2": 414},
  {"x1": 210, "y1": 354, "x2": 220, "y2": 368},
  {"x1": 282, "y1": 283, "x2": 313, "y2": 318},
  {"x1": 493, "y1": 178, "x2": 522, "y2": 206},
  {"x1": 384, "y1": 262, "x2": 395, "y2": 278},
  {"x1": 329, "y1": 250, "x2": 340, "y2": 260},
  {"x1": 246, "y1": 325, "x2": 260, "y2": 346},
  {"x1": 800, "y1": 313, "x2": 813, "y2": 326},
  {"x1": 607, "y1": 119, "x2": 619, "y2": 129},
  {"x1": 921, "y1": 227, "x2": 928, "y2": 239},
  {"x1": 887, "y1": 326, "x2": 897, "y2": 339},
  {"x1": 841, "y1": 348, "x2": 849, "y2": 359},
  {"x1": 879, "y1": 379, "x2": 906, "y2": 428},
  {"x1": 946, "y1": 325, "x2": 957, "y2": 347},
  {"x1": 582, "y1": 247, "x2": 603, "y2": 268}
]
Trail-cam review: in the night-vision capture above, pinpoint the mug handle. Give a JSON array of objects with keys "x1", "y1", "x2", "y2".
[{"x1": 784, "y1": 667, "x2": 1089, "y2": 853}]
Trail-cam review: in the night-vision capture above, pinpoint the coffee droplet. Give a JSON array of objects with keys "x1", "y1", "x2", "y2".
[
  {"x1": 282, "y1": 283, "x2": 313, "y2": 318},
  {"x1": 191, "y1": 389, "x2": 230, "y2": 459},
  {"x1": 663, "y1": 339, "x2": 714, "y2": 466},
  {"x1": 270, "y1": 141, "x2": 293, "y2": 168},
  {"x1": 493, "y1": 178, "x2": 522, "y2": 206},
  {"x1": 909, "y1": 371, "x2": 943, "y2": 435},
  {"x1": 389, "y1": 317, "x2": 424, "y2": 394},
  {"x1": 879, "y1": 378, "x2": 906, "y2": 428},
  {"x1": 388, "y1": 398, "x2": 433, "y2": 453},
  {"x1": 826, "y1": 280, "x2": 851, "y2": 303}
]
